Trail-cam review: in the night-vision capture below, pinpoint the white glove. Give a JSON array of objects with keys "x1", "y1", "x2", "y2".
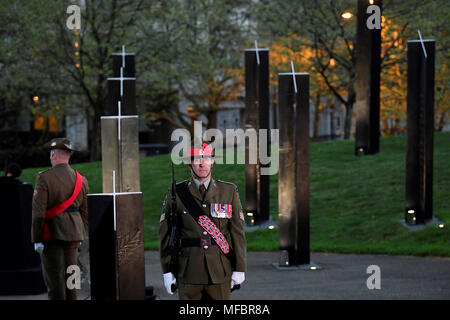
[
  {"x1": 230, "y1": 271, "x2": 245, "y2": 289},
  {"x1": 34, "y1": 242, "x2": 44, "y2": 254},
  {"x1": 163, "y1": 272, "x2": 176, "y2": 295}
]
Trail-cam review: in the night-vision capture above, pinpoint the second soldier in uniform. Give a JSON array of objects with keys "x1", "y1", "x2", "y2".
[
  {"x1": 159, "y1": 140, "x2": 247, "y2": 300},
  {"x1": 31, "y1": 138, "x2": 89, "y2": 300}
]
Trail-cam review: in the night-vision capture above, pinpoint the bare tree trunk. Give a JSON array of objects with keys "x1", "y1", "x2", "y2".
[
  {"x1": 343, "y1": 103, "x2": 353, "y2": 139},
  {"x1": 207, "y1": 109, "x2": 217, "y2": 129},
  {"x1": 312, "y1": 92, "x2": 321, "y2": 141},
  {"x1": 437, "y1": 110, "x2": 447, "y2": 131},
  {"x1": 383, "y1": 117, "x2": 389, "y2": 136},
  {"x1": 88, "y1": 117, "x2": 101, "y2": 162},
  {"x1": 393, "y1": 118, "x2": 400, "y2": 135},
  {"x1": 343, "y1": 85, "x2": 356, "y2": 140}
]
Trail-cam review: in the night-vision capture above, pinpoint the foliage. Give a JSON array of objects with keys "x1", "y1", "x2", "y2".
[
  {"x1": 268, "y1": 35, "x2": 344, "y2": 140},
  {"x1": 1, "y1": 1, "x2": 252, "y2": 159},
  {"x1": 140, "y1": 0, "x2": 250, "y2": 130},
  {"x1": 253, "y1": 0, "x2": 359, "y2": 138},
  {"x1": 252, "y1": 0, "x2": 449, "y2": 138},
  {"x1": 0, "y1": 0, "x2": 152, "y2": 160},
  {"x1": 0, "y1": 0, "x2": 448, "y2": 165}
]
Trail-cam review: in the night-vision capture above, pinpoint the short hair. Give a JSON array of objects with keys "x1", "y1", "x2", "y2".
[{"x1": 52, "y1": 149, "x2": 71, "y2": 159}]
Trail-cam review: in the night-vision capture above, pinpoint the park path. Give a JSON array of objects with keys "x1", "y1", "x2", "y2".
[{"x1": 2, "y1": 251, "x2": 449, "y2": 300}]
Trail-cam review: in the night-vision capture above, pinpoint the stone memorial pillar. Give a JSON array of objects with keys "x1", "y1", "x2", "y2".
[
  {"x1": 88, "y1": 187, "x2": 144, "y2": 299},
  {"x1": 355, "y1": 0, "x2": 382, "y2": 156},
  {"x1": 244, "y1": 43, "x2": 270, "y2": 226},
  {"x1": 405, "y1": 37, "x2": 435, "y2": 225},
  {"x1": 103, "y1": 46, "x2": 140, "y2": 193},
  {"x1": 275, "y1": 68, "x2": 318, "y2": 269},
  {"x1": 88, "y1": 46, "x2": 145, "y2": 300},
  {"x1": 108, "y1": 51, "x2": 136, "y2": 116},
  {"x1": 0, "y1": 177, "x2": 46, "y2": 295}
]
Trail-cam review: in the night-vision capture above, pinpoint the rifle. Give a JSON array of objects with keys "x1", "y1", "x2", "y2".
[{"x1": 168, "y1": 162, "x2": 180, "y2": 292}]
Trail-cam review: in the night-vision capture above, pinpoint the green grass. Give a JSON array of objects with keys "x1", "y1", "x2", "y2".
[{"x1": 18, "y1": 132, "x2": 450, "y2": 256}]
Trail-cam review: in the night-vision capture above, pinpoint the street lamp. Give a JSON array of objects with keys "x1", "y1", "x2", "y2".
[{"x1": 341, "y1": 11, "x2": 353, "y2": 20}]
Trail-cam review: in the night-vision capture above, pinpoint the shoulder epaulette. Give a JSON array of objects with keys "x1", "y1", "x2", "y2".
[
  {"x1": 215, "y1": 179, "x2": 237, "y2": 188},
  {"x1": 176, "y1": 179, "x2": 190, "y2": 187},
  {"x1": 37, "y1": 168, "x2": 51, "y2": 177}
]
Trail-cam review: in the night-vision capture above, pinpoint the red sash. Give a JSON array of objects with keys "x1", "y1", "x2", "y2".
[
  {"x1": 42, "y1": 171, "x2": 83, "y2": 242},
  {"x1": 198, "y1": 215, "x2": 230, "y2": 254}
]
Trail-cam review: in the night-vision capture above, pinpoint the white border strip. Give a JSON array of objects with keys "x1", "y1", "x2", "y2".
[
  {"x1": 113, "y1": 170, "x2": 116, "y2": 231},
  {"x1": 107, "y1": 77, "x2": 136, "y2": 81},
  {"x1": 88, "y1": 192, "x2": 143, "y2": 196},
  {"x1": 100, "y1": 116, "x2": 138, "y2": 119},
  {"x1": 407, "y1": 39, "x2": 434, "y2": 43},
  {"x1": 245, "y1": 48, "x2": 269, "y2": 51},
  {"x1": 278, "y1": 72, "x2": 309, "y2": 75}
]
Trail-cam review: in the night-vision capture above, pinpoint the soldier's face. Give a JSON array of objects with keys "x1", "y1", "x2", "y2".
[{"x1": 190, "y1": 157, "x2": 213, "y2": 179}]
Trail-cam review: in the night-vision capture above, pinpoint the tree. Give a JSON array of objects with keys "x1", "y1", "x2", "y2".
[
  {"x1": 1, "y1": 0, "x2": 253, "y2": 160},
  {"x1": 379, "y1": 1, "x2": 449, "y2": 134},
  {"x1": 379, "y1": 16, "x2": 408, "y2": 136},
  {"x1": 394, "y1": 0, "x2": 450, "y2": 132},
  {"x1": 0, "y1": 1, "x2": 56, "y2": 131},
  {"x1": 32, "y1": 0, "x2": 150, "y2": 161},
  {"x1": 268, "y1": 36, "x2": 337, "y2": 140},
  {"x1": 253, "y1": 0, "x2": 359, "y2": 138},
  {"x1": 435, "y1": 63, "x2": 449, "y2": 131},
  {"x1": 253, "y1": 0, "x2": 448, "y2": 139},
  {"x1": 1, "y1": 1, "x2": 169, "y2": 160},
  {"x1": 142, "y1": 0, "x2": 250, "y2": 131}
]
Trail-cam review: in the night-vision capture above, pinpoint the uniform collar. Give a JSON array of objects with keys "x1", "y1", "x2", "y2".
[
  {"x1": 192, "y1": 177, "x2": 211, "y2": 191},
  {"x1": 53, "y1": 163, "x2": 70, "y2": 168},
  {"x1": 189, "y1": 177, "x2": 216, "y2": 202}
]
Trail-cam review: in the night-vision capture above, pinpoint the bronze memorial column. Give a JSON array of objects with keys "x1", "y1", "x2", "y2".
[
  {"x1": 276, "y1": 71, "x2": 317, "y2": 269},
  {"x1": 244, "y1": 46, "x2": 270, "y2": 226},
  {"x1": 405, "y1": 38, "x2": 435, "y2": 225},
  {"x1": 355, "y1": 0, "x2": 382, "y2": 156}
]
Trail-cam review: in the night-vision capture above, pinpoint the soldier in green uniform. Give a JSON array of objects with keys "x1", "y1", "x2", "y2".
[
  {"x1": 159, "y1": 140, "x2": 247, "y2": 300},
  {"x1": 31, "y1": 138, "x2": 89, "y2": 300}
]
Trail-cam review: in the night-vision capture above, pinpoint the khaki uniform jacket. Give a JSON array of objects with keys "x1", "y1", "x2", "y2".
[
  {"x1": 31, "y1": 163, "x2": 89, "y2": 243},
  {"x1": 159, "y1": 178, "x2": 246, "y2": 285}
]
